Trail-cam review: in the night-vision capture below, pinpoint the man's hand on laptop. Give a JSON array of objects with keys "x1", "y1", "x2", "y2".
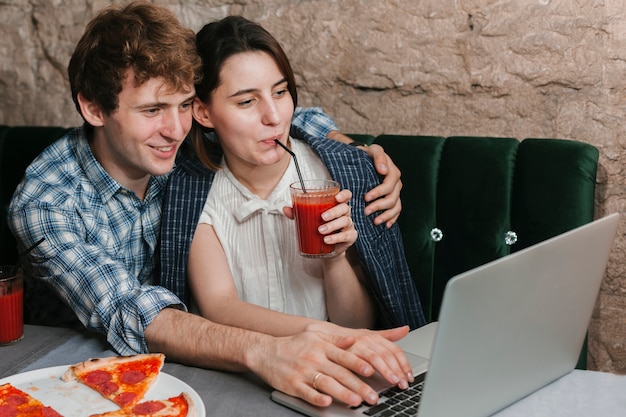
[
  {"x1": 247, "y1": 326, "x2": 413, "y2": 408},
  {"x1": 308, "y1": 323, "x2": 414, "y2": 390}
]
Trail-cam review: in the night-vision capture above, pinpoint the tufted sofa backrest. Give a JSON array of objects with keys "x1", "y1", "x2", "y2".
[{"x1": 371, "y1": 134, "x2": 599, "y2": 323}]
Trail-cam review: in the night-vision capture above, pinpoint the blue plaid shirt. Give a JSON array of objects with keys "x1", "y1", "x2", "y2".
[{"x1": 7, "y1": 107, "x2": 337, "y2": 355}]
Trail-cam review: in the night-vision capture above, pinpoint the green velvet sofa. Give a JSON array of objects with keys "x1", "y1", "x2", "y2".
[{"x1": 0, "y1": 125, "x2": 599, "y2": 367}]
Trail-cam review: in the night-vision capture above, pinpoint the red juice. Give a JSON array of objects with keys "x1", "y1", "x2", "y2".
[
  {"x1": 290, "y1": 180, "x2": 340, "y2": 258},
  {"x1": 293, "y1": 199, "x2": 337, "y2": 256},
  {"x1": 0, "y1": 289, "x2": 23, "y2": 344},
  {"x1": 0, "y1": 266, "x2": 23, "y2": 345}
]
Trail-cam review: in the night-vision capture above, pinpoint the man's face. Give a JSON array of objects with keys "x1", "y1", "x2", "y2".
[{"x1": 90, "y1": 71, "x2": 195, "y2": 197}]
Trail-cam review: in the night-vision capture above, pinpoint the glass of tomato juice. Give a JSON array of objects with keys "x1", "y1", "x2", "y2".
[
  {"x1": 0, "y1": 265, "x2": 23, "y2": 346},
  {"x1": 290, "y1": 180, "x2": 340, "y2": 258}
]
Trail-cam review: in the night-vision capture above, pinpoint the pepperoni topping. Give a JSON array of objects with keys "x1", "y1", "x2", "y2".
[
  {"x1": 114, "y1": 391, "x2": 138, "y2": 407},
  {"x1": 120, "y1": 370, "x2": 146, "y2": 385},
  {"x1": 84, "y1": 370, "x2": 111, "y2": 385},
  {"x1": 0, "y1": 404, "x2": 17, "y2": 417},
  {"x1": 4, "y1": 394, "x2": 26, "y2": 407},
  {"x1": 132, "y1": 400, "x2": 165, "y2": 414},
  {"x1": 98, "y1": 381, "x2": 119, "y2": 396}
]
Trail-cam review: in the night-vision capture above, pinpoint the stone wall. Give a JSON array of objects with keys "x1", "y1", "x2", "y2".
[{"x1": 1, "y1": 0, "x2": 625, "y2": 372}]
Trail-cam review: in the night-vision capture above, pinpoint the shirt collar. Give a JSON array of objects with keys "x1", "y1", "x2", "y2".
[{"x1": 74, "y1": 126, "x2": 169, "y2": 203}]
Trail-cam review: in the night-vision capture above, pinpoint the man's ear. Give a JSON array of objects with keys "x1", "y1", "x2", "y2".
[
  {"x1": 77, "y1": 92, "x2": 105, "y2": 127},
  {"x1": 192, "y1": 97, "x2": 215, "y2": 128}
]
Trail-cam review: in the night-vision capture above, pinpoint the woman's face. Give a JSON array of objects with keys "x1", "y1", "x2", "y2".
[{"x1": 194, "y1": 50, "x2": 294, "y2": 170}]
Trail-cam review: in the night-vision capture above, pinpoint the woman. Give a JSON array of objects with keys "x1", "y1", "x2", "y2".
[{"x1": 160, "y1": 15, "x2": 426, "y2": 398}]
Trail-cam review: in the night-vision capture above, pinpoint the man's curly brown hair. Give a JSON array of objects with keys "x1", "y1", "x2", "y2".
[{"x1": 68, "y1": 1, "x2": 202, "y2": 122}]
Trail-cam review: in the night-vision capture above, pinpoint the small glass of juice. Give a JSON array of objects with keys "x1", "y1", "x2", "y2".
[
  {"x1": 290, "y1": 180, "x2": 340, "y2": 258},
  {"x1": 0, "y1": 265, "x2": 23, "y2": 346}
]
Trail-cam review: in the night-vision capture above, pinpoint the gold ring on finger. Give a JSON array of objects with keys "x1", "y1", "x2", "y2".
[{"x1": 312, "y1": 372, "x2": 323, "y2": 390}]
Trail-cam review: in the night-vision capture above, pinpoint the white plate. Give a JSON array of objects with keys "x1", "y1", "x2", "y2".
[{"x1": 0, "y1": 365, "x2": 206, "y2": 416}]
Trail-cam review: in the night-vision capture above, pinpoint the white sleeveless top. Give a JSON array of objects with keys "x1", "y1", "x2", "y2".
[{"x1": 198, "y1": 139, "x2": 332, "y2": 320}]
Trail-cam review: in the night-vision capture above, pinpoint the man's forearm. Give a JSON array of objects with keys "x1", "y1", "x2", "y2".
[{"x1": 144, "y1": 307, "x2": 268, "y2": 372}]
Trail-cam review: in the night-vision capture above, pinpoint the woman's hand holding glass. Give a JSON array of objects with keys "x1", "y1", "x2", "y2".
[
  {"x1": 284, "y1": 188, "x2": 357, "y2": 257},
  {"x1": 318, "y1": 189, "x2": 357, "y2": 257}
]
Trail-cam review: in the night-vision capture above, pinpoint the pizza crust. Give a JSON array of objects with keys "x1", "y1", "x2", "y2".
[
  {"x1": 183, "y1": 392, "x2": 196, "y2": 417},
  {"x1": 61, "y1": 353, "x2": 165, "y2": 382}
]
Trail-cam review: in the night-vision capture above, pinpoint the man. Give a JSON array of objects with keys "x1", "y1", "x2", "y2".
[{"x1": 8, "y1": 1, "x2": 413, "y2": 408}]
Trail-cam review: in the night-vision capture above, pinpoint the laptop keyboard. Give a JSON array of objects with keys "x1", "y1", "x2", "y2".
[{"x1": 359, "y1": 373, "x2": 426, "y2": 416}]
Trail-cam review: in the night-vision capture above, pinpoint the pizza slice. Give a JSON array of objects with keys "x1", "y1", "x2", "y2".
[
  {"x1": 62, "y1": 353, "x2": 165, "y2": 409},
  {"x1": 0, "y1": 382, "x2": 64, "y2": 417},
  {"x1": 88, "y1": 392, "x2": 194, "y2": 417}
]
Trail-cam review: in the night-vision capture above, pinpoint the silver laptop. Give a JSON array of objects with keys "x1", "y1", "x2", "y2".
[{"x1": 271, "y1": 212, "x2": 620, "y2": 417}]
